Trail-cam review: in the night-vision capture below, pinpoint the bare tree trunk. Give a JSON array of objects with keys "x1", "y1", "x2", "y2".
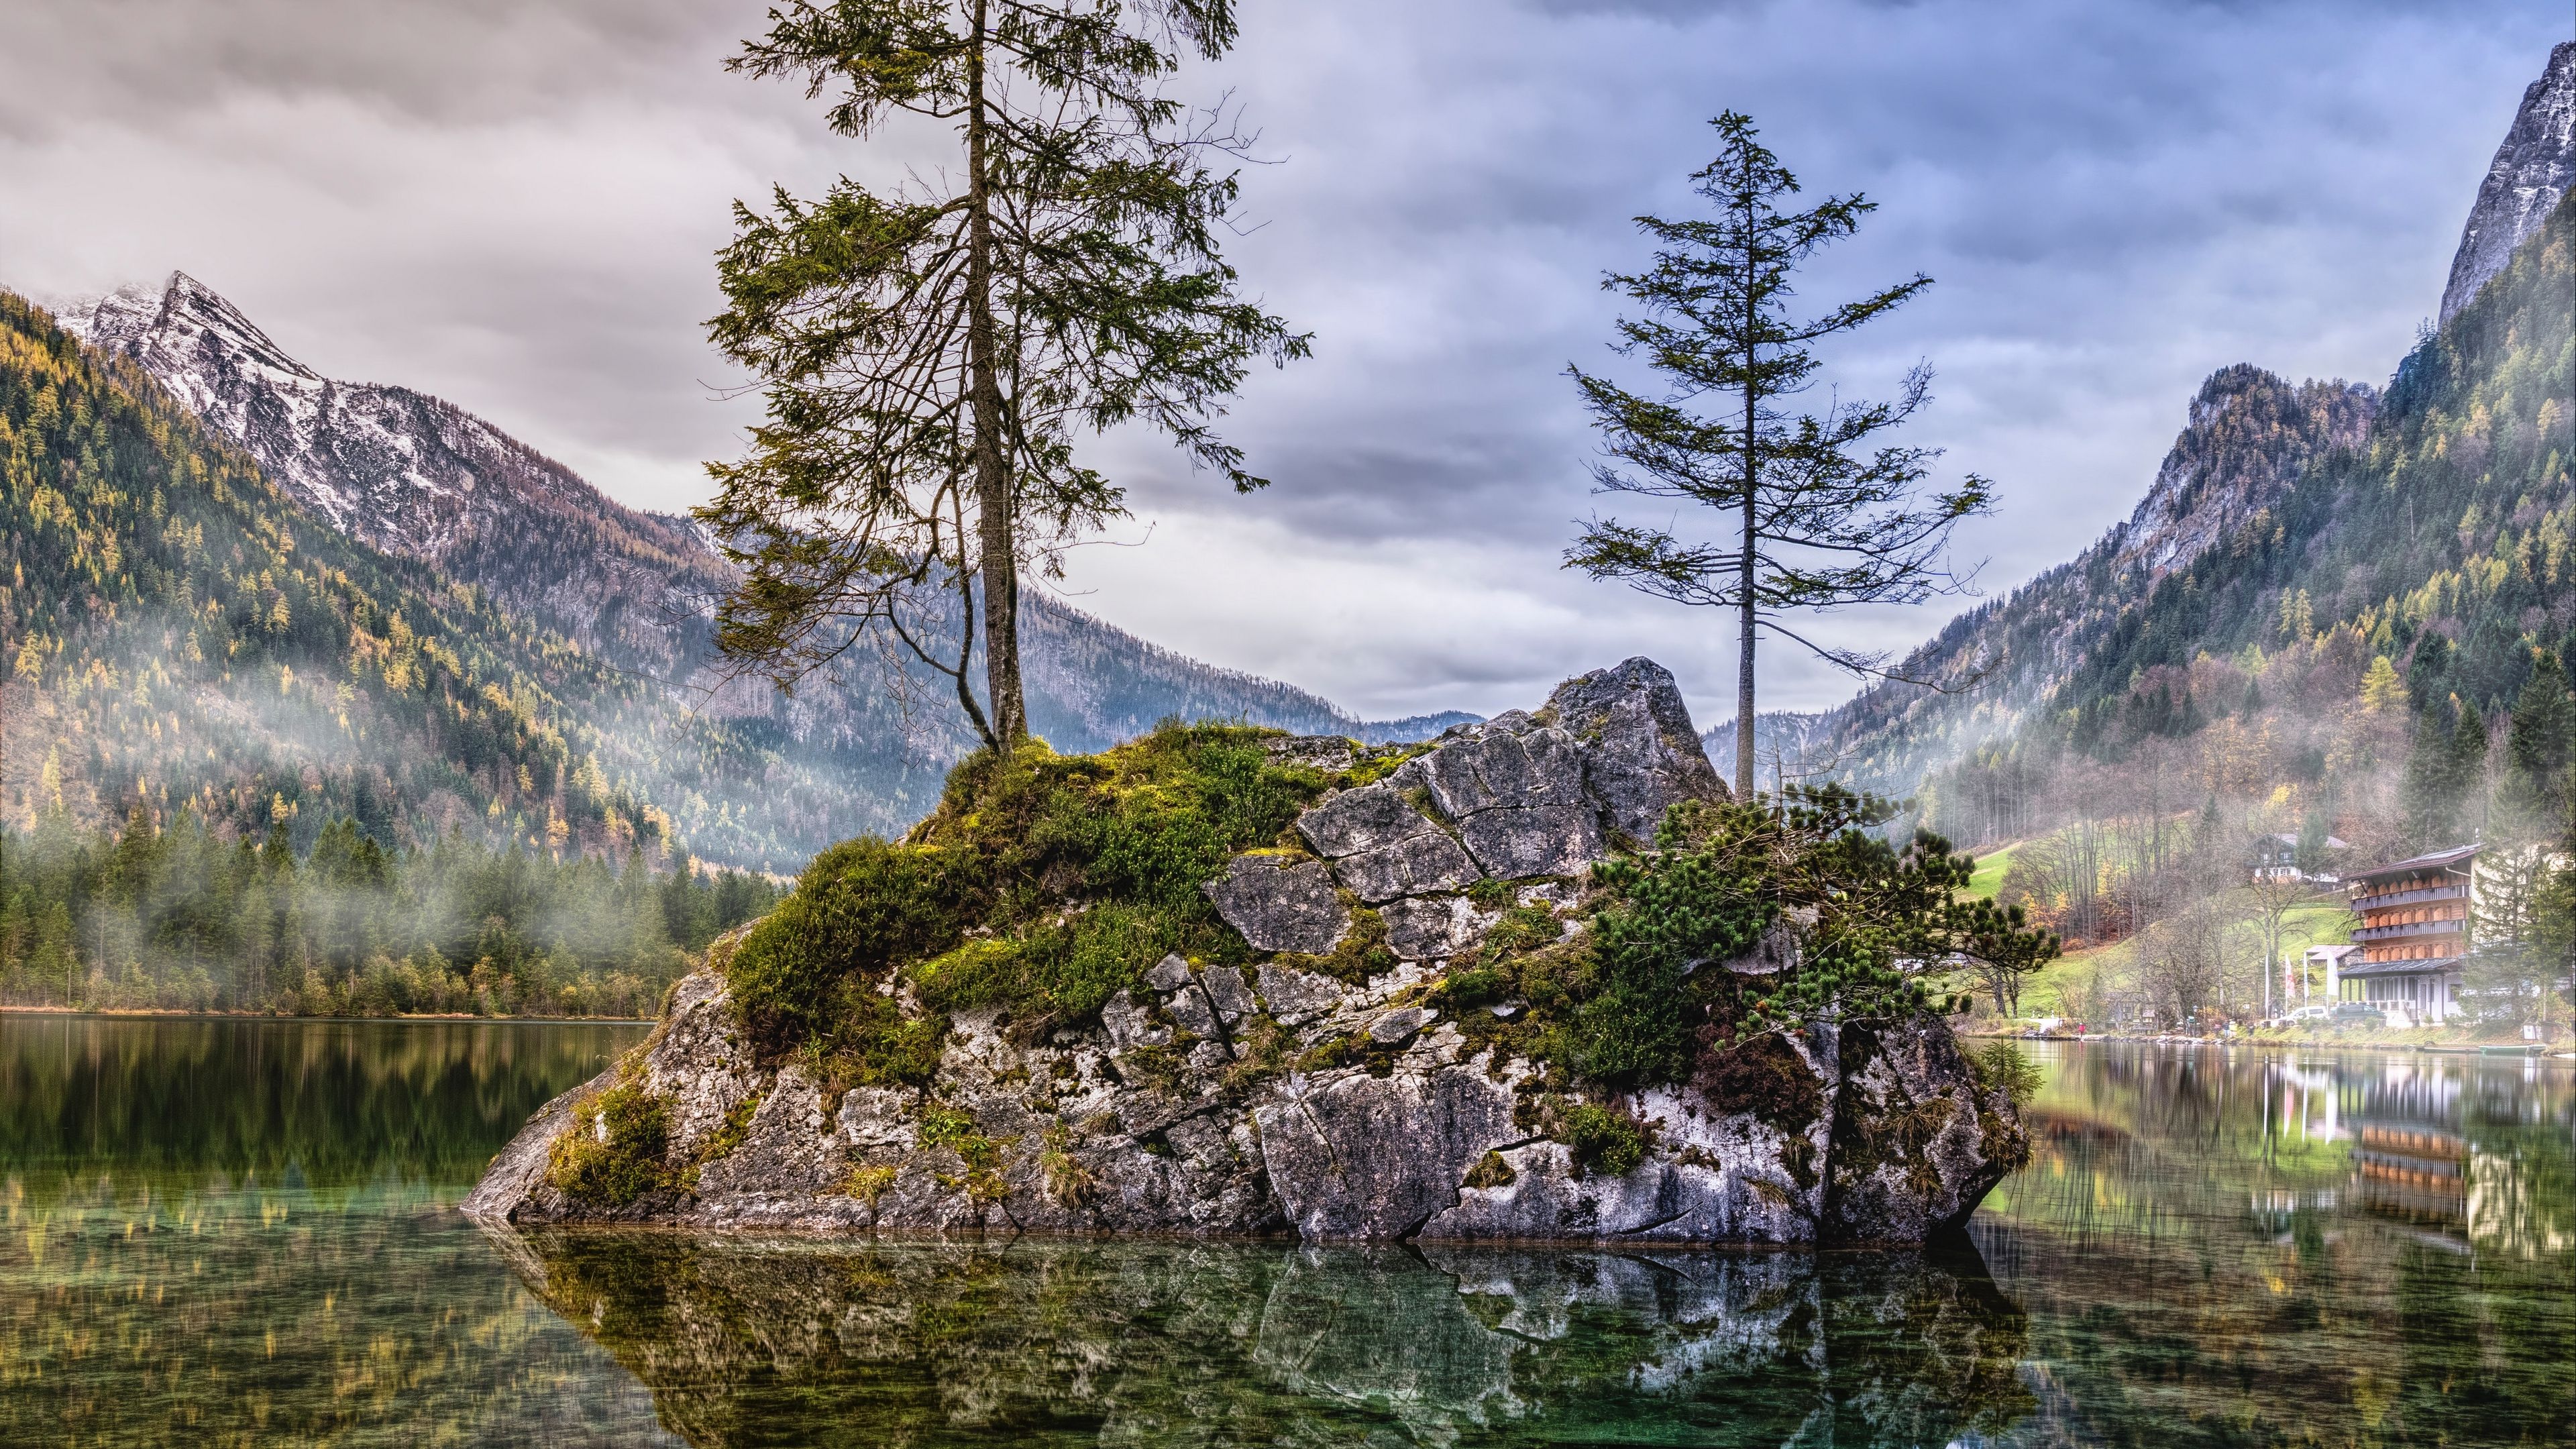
[
  {"x1": 1735, "y1": 321, "x2": 1758, "y2": 800},
  {"x1": 964, "y1": 0, "x2": 1026, "y2": 744}
]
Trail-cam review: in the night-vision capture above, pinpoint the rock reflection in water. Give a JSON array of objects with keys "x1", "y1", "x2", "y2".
[{"x1": 491, "y1": 1231, "x2": 2032, "y2": 1446}]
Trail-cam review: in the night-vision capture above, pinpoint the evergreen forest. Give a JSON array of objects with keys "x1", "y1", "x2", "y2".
[{"x1": 0, "y1": 812, "x2": 778, "y2": 1016}]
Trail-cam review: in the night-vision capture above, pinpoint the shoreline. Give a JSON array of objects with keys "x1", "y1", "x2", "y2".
[
  {"x1": 0, "y1": 1004, "x2": 657, "y2": 1026},
  {"x1": 1964, "y1": 1028, "x2": 2574, "y2": 1059}
]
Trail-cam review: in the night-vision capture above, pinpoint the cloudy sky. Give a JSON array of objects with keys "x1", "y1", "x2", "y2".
[{"x1": 2, "y1": 1, "x2": 2565, "y2": 724}]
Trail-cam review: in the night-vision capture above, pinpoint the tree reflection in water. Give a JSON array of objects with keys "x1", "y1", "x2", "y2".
[
  {"x1": 1977, "y1": 1044, "x2": 2575, "y2": 1444},
  {"x1": 495, "y1": 1044, "x2": 2576, "y2": 1448},
  {"x1": 493, "y1": 1230, "x2": 2035, "y2": 1447}
]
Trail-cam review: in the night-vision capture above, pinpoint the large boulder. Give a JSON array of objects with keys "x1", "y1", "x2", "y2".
[
  {"x1": 1253, "y1": 1047, "x2": 1521, "y2": 1240},
  {"x1": 1821, "y1": 1018, "x2": 2028, "y2": 1242},
  {"x1": 1543, "y1": 656, "x2": 1731, "y2": 841},
  {"x1": 1387, "y1": 721, "x2": 1603, "y2": 878},
  {"x1": 1297, "y1": 782, "x2": 1483, "y2": 902}
]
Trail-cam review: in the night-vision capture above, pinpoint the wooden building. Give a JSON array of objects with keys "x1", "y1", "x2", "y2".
[{"x1": 2338, "y1": 844, "x2": 2480, "y2": 1024}]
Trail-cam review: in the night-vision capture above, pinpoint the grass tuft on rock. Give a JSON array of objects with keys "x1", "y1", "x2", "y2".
[
  {"x1": 547, "y1": 1079, "x2": 675, "y2": 1208},
  {"x1": 1552, "y1": 1101, "x2": 1649, "y2": 1178}
]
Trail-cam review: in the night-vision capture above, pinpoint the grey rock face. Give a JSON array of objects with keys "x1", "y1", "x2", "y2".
[
  {"x1": 1366, "y1": 1006, "x2": 1440, "y2": 1045},
  {"x1": 1391, "y1": 728, "x2": 1603, "y2": 877},
  {"x1": 1204, "y1": 855, "x2": 1350, "y2": 954},
  {"x1": 1422, "y1": 1057, "x2": 1831, "y2": 1245},
  {"x1": 1256, "y1": 964, "x2": 1345, "y2": 1026},
  {"x1": 1254, "y1": 1065, "x2": 1519, "y2": 1240},
  {"x1": 1297, "y1": 783, "x2": 1482, "y2": 902},
  {"x1": 1381, "y1": 894, "x2": 1498, "y2": 961},
  {"x1": 1166, "y1": 982, "x2": 1223, "y2": 1040},
  {"x1": 468, "y1": 961, "x2": 2020, "y2": 1246},
  {"x1": 2442, "y1": 42, "x2": 2576, "y2": 323},
  {"x1": 1283, "y1": 656, "x2": 1723, "y2": 916},
  {"x1": 1099, "y1": 989, "x2": 1170, "y2": 1049},
  {"x1": 1821, "y1": 1018, "x2": 2022, "y2": 1243},
  {"x1": 1263, "y1": 735, "x2": 1360, "y2": 771},
  {"x1": 1199, "y1": 965, "x2": 1256, "y2": 1025},
  {"x1": 1544, "y1": 657, "x2": 1731, "y2": 841},
  {"x1": 458, "y1": 1069, "x2": 607, "y2": 1224}
]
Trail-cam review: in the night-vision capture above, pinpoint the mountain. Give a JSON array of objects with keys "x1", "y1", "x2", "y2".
[
  {"x1": 0, "y1": 292, "x2": 682, "y2": 861},
  {"x1": 2440, "y1": 40, "x2": 2575, "y2": 325},
  {"x1": 1813, "y1": 366, "x2": 2378, "y2": 798},
  {"x1": 1804, "y1": 42, "x2": 2576, "y2": 832},
  {"x1": 42, "y1": 274, "x2": 1475, "y2": 866}
]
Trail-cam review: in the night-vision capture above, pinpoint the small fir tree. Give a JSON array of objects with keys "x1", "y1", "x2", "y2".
[{"x1": 1564, "y1": 112, "x2": 1993, "y2": 798}]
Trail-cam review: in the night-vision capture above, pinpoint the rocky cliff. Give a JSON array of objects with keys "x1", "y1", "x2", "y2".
[
  {"x1": 466, "y1": 657, "x2": 2025, "y2": 1246},
  {"x1": 2440, "y1": 41, "x2": 2576, "y2": 325}
]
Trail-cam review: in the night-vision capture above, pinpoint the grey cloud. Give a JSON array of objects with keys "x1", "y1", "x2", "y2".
[
  {"x1": 0, "y1": 0, "x2": 2565, "y2": 721},
  {"x1": 0, "y1": 0, "x2": 757, "y2": 134}
]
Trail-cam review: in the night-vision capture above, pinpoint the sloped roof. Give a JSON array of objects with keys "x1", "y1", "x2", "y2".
[{"x1": 2349, "y1": 843, "x2": 2480, "y2": 883}]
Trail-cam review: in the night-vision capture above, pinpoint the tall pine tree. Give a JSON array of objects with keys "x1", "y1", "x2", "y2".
[
  {"x1": 702, "y1": 0, "x2": 1306, "y2": 745},
  {"x1": 1564, "y1": 112, "x2": 1991, "y2": 797}
]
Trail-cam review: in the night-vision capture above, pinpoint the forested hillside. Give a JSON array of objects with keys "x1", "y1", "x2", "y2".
[
  {"x1": 58, "y1": 274, "x2": 1472, "y2": 868},
  {"x1": 0, "y1": 812, "x2": 778, "y2": 1015},
  {"x1": 1922, "y1": 192, "x2": 2573, "y2": 860},
  {"x1": 0, "y1": 290, "x2": 690, "y2": 861},
  {"x1": 1818, "y1": 365, "x2": 2380, "y2": 800}
]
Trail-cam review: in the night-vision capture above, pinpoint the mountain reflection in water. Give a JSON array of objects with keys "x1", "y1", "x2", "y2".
[
  {"x1": 3, "y1": 1021, "x2": 2568, "y2": 1445},
  {"x1": 492, "y1": 1232, "x2": 2032, "y2": 1447},
  {"x1": 496, "y1": 1042, "x2": 2574, "y2": 1448}
]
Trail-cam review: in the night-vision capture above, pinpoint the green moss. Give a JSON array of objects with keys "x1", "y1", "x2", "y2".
[
  {"x1": 1291, "y1": 1030, "x2": 1400, "y2": 1077},
  {"x1": 917, "y1": 1102, "x2": 1011, "y2": 1203},
  {"x1": 547, "y1": 1080, "x2": 675, "y2": 1208},
  {"x1": 916, "y1": 1102, "x2": 977, "y2": 1146},
  {"x1": 1552, "y1": 1101, "x2": 1648, "y2": 1178},
  {"x1": 680, "y1": 1089, "x2": 765, "y2": 1189},
  {"x1": 915, "y1": 903, "x2": 1183, "y2": 1036},
  {"x1": 1462, "y1": 1150, "x2": 1516, "y2": 1189},
  {"x1": 1037, "y1": 1122, "x2": 1097, "y2": 1208},
  {"x1": 1478, "y1": 905, "x2": 1562, "y2": 961},
  {"x1": 842, "y1": 1163, "x2": 899, "y2": 1204},
  {"x1": 1271, "y1": 904, "x2": 1395, "y2": 985},
  {"x1": 1114, "y1": 1042, "x2": 1186, "y2": 1094},
  {"x1": 727, "y1": 839, "x2": 984, "y2": 1059},
  {"x1": 723, "y1": 722, "x2": 1332, "y2": 1067},
  {"x1": 1337, "y1": 742, "x2": 1432, "y2": 788},
  {"x1": 1434, "y1": 967, "x2": 1507, "y2": 1010}
]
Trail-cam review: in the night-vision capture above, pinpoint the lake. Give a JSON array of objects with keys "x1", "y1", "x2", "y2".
[{"x1": 1, "y1": 1018, "x2": 2568, "y2": 1446}]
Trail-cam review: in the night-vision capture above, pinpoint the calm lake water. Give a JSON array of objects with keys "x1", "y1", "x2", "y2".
[{"x1": 2, "y1": 1020, "x2": 2569, "y2": 1447}]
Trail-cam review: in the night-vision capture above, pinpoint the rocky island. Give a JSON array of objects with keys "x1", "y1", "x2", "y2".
[{"x1": 466, "y1": 659, "x2": 2027, "y2": 1245}]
